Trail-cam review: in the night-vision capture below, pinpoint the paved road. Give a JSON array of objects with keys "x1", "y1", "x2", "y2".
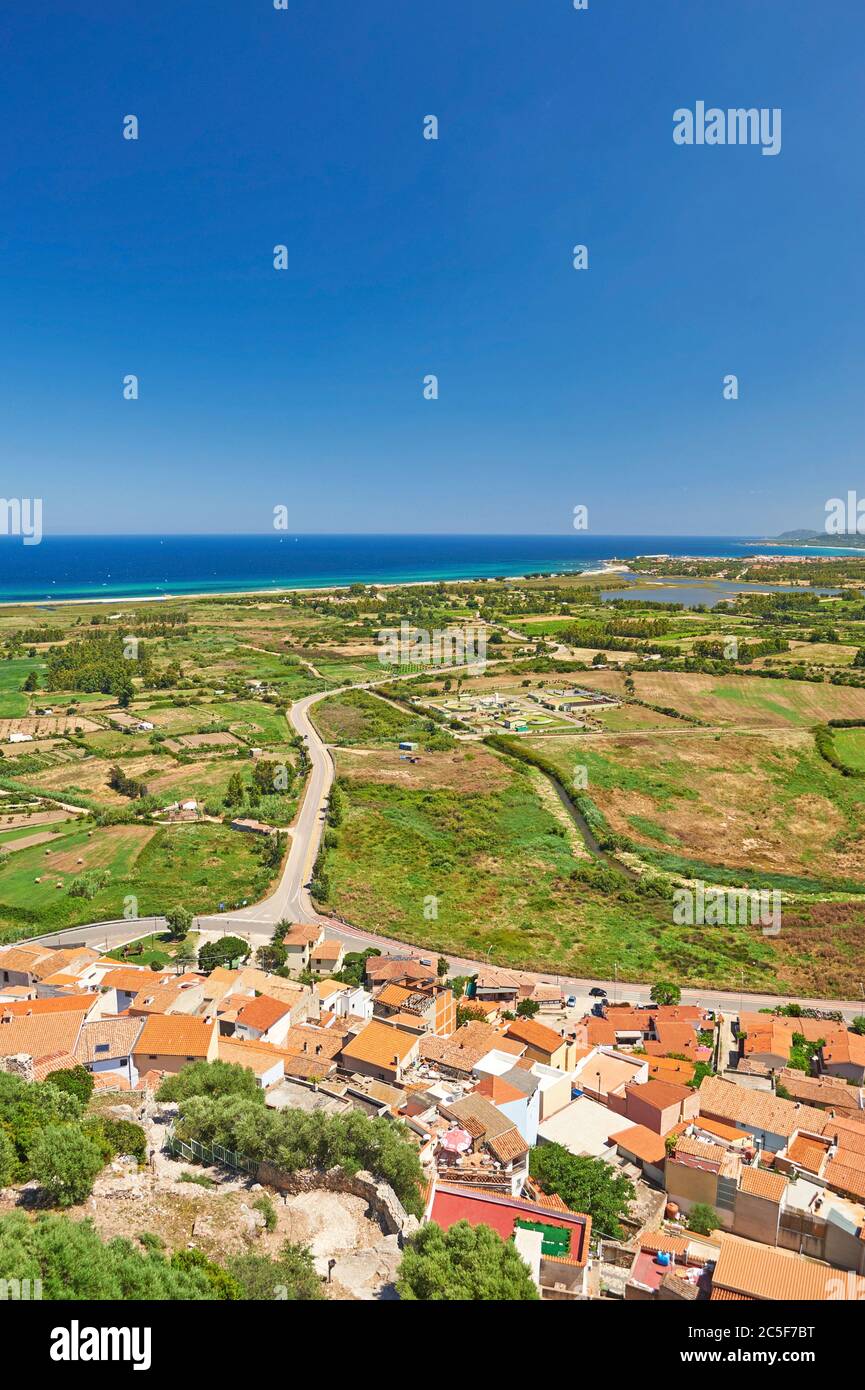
[{"x1": 197, "y1": 688, "x2": 345, "y2": 934}]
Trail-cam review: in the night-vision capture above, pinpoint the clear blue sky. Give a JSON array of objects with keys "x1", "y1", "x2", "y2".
[{"x1": 2, "y1": 1, "x2": 863, "y2": 536}]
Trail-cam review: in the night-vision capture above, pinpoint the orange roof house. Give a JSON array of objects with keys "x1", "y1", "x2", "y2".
[
  {"x1": 132, "y1": 1014, "x2": 218, "y2": 1074},
  {"x1": 339, "y1": 1019, "x2": 420, "y2": 1083}
]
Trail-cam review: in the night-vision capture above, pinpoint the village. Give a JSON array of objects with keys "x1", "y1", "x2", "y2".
[{"x1": 2, "y1": 927, "x2": 865, "y2": 1303}]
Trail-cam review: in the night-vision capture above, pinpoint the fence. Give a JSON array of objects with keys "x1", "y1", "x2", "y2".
[{"x1": 165, "y1": 1131, "x2": 259, "y2": 1178}]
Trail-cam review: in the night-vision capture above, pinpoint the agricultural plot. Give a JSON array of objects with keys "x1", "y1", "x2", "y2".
[
  {"x1": 603, "y1": 670, "x2": 865, "y2": 728},
  {"x1": 321, "y1": 743, "x2": 789, "y2": 992},
  {"x1": 531, "y1": 729, "x2": 865, "y2": 893},
  {"x1": 313, "y1": 689, "x2": 434, "y2": 748},
  {"x1": 0, "y1": 819, "x2": 279, "y2": 944}
]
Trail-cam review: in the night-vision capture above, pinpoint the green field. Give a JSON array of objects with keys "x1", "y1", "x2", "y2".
[
  {"x1": 0, "y1": 658, "x2": 43, "y2": 717},
  {"x1": 834, "y1": 727, "x2": 865, "y2": 771},
  {"x1": 0, "y1": 819, "x2": 280, "y2": 945},
  {"x1": 313, "y1": 689, "x2": 449, "y2": 749},
  {"x1": 529, "y1": 728, "x2": 865, "y2": 894},
  {"x1": 317, "y1": 744, "x2": 786, "y2": 991}
]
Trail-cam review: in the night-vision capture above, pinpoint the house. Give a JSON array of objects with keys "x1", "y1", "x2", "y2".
[
  {"x1": 428, "y1": 1183, "x2": 592, "y2": 1299},
  {"x1": 819, "y1": 1033, "x2": 865, "y2": 1087},
  {"x1": 0, "y1": 1010, "x2": 85, "y2": 1077},
  {"x1": 573, "y1": 1047, "x2": 648, "y2": 1104},
  {"x1": 473, "y1": 969, "x2": 522, "y2": 1006},
  {"x1": 473, "y1": 1071, "x2": 541, "y2": 1147},
  {"x1": 608, "y1": 1125, "x2": 667, "y2": 1186},
  {"x1": 709, "y1": 1231, "x2": 865, "y2": 1301},
  {"x1": 0, "y1": 945, "x2": 58, "y2": 988},
  {"x1": 374, "y1": 981, "x2": 456, "y2": 1037},
  {"x1": 233, "y1": 994, "x2": 294, "y2": 1046},
  {"x1": 8, "y1": 732, "x2": 33, "y2": 743},
  {"x1": 339, "y1": 1019, "x2": 420, "y2": 1084},
  {"x1": 537, "y1": 1094, "x2": 637, "y2": 1159},
  {"x1": 623, "y1": 1078, "x2": 698, "y2": 1135},
  {"x1": 75, "y1": 1017, "x2": 145, "y2": 1088},
  {"x1": 419, "y1": 1021, "x2": 525, "y2": 1080},
  {"x1": 775, "y1": 1067, "x2": 862, "y2": 1114},
  {"x1": 282, "y1": 924, "x2": 324, "y2": 974},
  {"x1": 698, "y1": 1075, "x2": 827, "y2": 1153},
  {"x1": 439, "y1": 1091, "x2": 530, "y2": 1193},
  {"x1": 315, "y1": 978, "x2": 373, "y2": 1022},
  {"x1": 308, "y1": 939, "x2": 346, "y2": 975},
  {"x1": 97, "y1": 966, "x2": 175, "y2": 1013},
  {"x1": 504, "y1": 1016, "x2": 576, "y2": 1070},
  {"x1": 217, "y1": 1036, "x2": 284, "y2": 1089},
  {"x1": 364, "y1": 957, "x2": 437, "y2": 988},
  {"x1": 131, "y1": 1014, "x2": 218, "y2": 1076}
]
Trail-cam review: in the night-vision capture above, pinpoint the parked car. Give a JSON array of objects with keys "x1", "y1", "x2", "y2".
[
  {"x1": 565, "y1": 994, "x2": 578, "y2": 1009},
  {"x1": 589, "y1": 986, "x2": 607, "y2": 998}
]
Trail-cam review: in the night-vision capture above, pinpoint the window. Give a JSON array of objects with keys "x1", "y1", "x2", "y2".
[{"x1": 95, "y1": 1043, "x2": 110, "y2": 1054}]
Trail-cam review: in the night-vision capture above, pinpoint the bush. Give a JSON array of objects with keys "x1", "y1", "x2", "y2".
[
  {"x1": 0, "y1": 1211, "x2": 218, "y2": 1299},
  {"x1": 253, "y1": 1194, "x2": 277, "y2": 1232},
  {"x1": 0, "y1": 1130, "x2": 16, "y2": 1186},
  {"x1": 28, "y1": 1124, "x2": 105, "y2": 1207},
  {"x1": 45, "y1": 1066, "x2": 94, "y2": 1107},
  {"x1": 688, "y1": 1203, "x2": 719, "y2": 1236},
  {"x1": 228, "y1": 1240, "x2": 323, "y2": 1301}
]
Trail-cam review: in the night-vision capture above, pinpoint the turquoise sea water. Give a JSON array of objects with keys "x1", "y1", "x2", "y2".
[{"x1": 0, "y1": 534, "x2": 858, "y2": 604}]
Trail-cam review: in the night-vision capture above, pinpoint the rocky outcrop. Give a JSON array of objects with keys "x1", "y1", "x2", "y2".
[{"x1": 255, "y1": 1164, "x2": 419, "y2": 1240}]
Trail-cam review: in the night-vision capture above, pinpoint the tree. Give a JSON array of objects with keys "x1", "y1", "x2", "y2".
[
  {"x1": 228, "y1": 1241, "x2": 323, "y2": 1301},
  {"x1": 851, "y1": 1017, "x2": 865, "y2": 1036},
  {"x1": 437, "y1": 956, "x2": 449, "y2": 979},
  {"x1": 174, "y1": 944, "x2": 198, "y2": 973},
  {"x1": 256, "y1": 942, "x2": 287, "y2": 972},
  {"x1": 688, "y1": 1203, "x2": 719, "y2": 1236},
  {"x1": 225, "y1": 772, "x2": 245, "y2": 808},
  {"x1": 649, "y1": 982, "x2": 681, "y2": 1007},
  {"x1": 529, "y1": 1144, "x2": 634, "y2": 1240},
  {"x1": 0, "y1": 1211, "x2": 219, "y2": 1299},
  {"x1": 46, "y1": 1066, "x2": 94, "y2": 1107},
  {"x1": 23, "y1": 671, "x2": 38, "y2": 692},
  {"x1": 157, "y1": 1060, "x2": 265, "y2": 1105},
  {"x1": 165, "y1": 905, "x2": 193, "y2": 940},
  {"x1": 456, "y1": 1003, "x2": 487, "y2": 1028},
  {"x1": 515, "y1": 998, "x2": 540, "y2": 1018},
  {"x1": 28, "y1": 1124, "x2": 104, "y2": 1207},
  {"x1": 397, "y1": 1220, "x2": 539, "y2": 1301},
  {"x1": 0, "y1": 1129, "x2": 16, "y2": 1186},
  {"x1": 198, "y1": 936, "x2": 250, "y2": 973}
]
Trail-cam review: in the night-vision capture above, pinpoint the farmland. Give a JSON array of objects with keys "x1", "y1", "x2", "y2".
[{"x1": 0, "y1": 559, "x2": 864, "y2": 994}]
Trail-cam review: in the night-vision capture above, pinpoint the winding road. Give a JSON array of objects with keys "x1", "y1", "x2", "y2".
[{"x1": 30, "y1": 681, "x2": 865, "y2": 1024}]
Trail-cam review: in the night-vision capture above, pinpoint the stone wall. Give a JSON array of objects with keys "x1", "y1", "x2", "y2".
[
  {"x1": 0, "y1": 1053, "x2": 35, "y2": 1083},
  {"x1": 256, "y1": 1162, "x2": 419, "y2": 1240}
]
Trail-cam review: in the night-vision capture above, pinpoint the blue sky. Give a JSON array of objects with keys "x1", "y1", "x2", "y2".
[{"x1": 1, "y1": 1, "x2": 863, "y2": 536}]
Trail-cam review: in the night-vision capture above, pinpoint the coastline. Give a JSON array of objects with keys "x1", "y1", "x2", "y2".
[{"x1": 0, "y1": 561, "x2": 633, "y2": 610}]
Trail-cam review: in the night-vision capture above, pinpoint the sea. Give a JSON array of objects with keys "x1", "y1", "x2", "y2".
[{"x1": 0, "y1": 534, "x2": 860, "y2": 606}]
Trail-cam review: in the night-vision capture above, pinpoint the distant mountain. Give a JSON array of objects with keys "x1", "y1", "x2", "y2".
[{"x1": 766, "y1": 528, "x2": 865, "y2": 548}]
